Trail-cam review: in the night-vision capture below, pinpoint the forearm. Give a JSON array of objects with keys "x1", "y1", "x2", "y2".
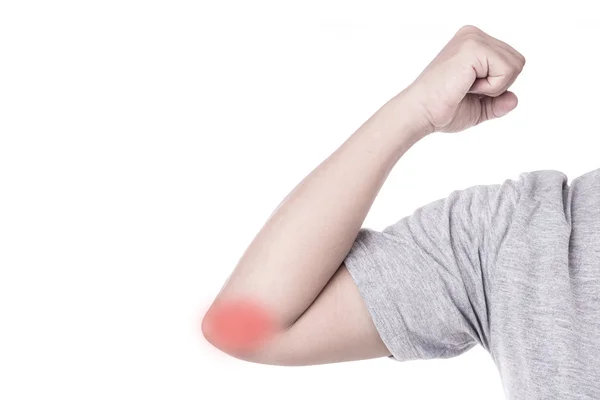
[{"x1": 205, "y1": 91, "x2": 431, "y2": 330}]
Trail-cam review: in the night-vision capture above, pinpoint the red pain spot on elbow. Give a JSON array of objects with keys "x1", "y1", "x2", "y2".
[{"x1": 201, "y1": 298, "x2": 277, "y2": 354}]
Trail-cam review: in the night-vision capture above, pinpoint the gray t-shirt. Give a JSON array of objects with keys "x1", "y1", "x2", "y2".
[{"x1": 343, "y1": 168, "x2": 600, "y2": 399}]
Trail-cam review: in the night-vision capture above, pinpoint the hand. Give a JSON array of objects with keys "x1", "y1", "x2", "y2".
[{"x1": 404, "y1": 25, "x2": 526, "y2": 133}]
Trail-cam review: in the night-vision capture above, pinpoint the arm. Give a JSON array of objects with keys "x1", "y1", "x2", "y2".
[
  {"x1": 204, "y1": 93, "x2": 429, "y2": 365},
  {"x1": 201, "y1": 25, "x2": 525, "y2": 366}
]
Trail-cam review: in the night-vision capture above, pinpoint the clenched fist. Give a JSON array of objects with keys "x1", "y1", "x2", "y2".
[{"x1": 405, "y1": 25, "x2": 526, "y2": 133}]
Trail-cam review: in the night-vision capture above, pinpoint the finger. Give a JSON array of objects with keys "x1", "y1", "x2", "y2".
[
  {"x1": 469, "y1": 73, "x2": 515, "y2": 97},
  {"x1": 468, "y1": 55, "x2": 520, "y2": 96},
  {"x1": 493, "y1": 39, "x2": 526, "y2": 67},
  {"x1": 478, "y1": 91, "x2": 518, "y2": 123},
  {"x1": 494, "y1": 45, "x2": 526, "y2": 78},
  {"x1": 480, "y1": 30, "x2": 527, "y2": 66},
  {"x1": 469, "y1": 74, "x2": 520, "y2": 97},
  {"x1": 491, "y1": 44, "x2": 525, "y2": 72}
]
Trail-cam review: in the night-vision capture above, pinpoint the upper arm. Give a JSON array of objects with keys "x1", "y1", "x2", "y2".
[
  {"x1": 254, "y1": 263, "x2": 391, "y2": 366},
  {"x1": 203, "y1": 262, "x2": 391, "y2": 366}
]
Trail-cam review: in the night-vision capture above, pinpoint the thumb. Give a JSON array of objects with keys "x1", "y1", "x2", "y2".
[{"x1": 480, "y1": 91, "x2": 518, "y2": 122}]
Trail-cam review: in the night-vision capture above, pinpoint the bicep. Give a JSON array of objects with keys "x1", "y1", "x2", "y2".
[{"x1": 255, "y1": 263, "x2": 391, "y2": 366}]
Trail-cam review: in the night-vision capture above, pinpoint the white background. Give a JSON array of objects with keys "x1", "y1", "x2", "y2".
[{"x1": 1, "y1": 1, "x2": 599, "y2": 399}]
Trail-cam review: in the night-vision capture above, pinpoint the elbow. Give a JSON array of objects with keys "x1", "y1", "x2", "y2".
[
  {"x1": 200, "y1": 312, "x2": 217, "y2": 349},
  {"x1": 201, "y1": 310, "x2": 248, "y2": 361},
  {"x1": 201, "y1": 313, "x2": 283, "y2": 365},
  {"x1": 201, "y1": 298, "x2": 284, "y2": 365}
]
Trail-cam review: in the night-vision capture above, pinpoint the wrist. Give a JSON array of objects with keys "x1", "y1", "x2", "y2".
[
  {"x1": 348, "y1": 92, "x2": 432, "y2": 169},
  {"x1": 388, "y1": 89, "x2": 435, "y2": 138},
  {"x1": 359, "y1": 91, "x2": 433, "y2": 155}
]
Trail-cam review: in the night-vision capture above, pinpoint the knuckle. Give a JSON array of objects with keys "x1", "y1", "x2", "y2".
[
  {"x1": 511, "y1": 50, "x2": 526, "y2": 70},
  {"x1": 499, "y1": 56, "x2": 520, "y2": 75},
  {"x1": 512, "y1": 59, "x2": 525, "y2": 73},
  {"x1": 458, "y1": 25, "x2": 481, "y2": 34},
  {"x1": 506, "y1": 67, "x2": 519, "y2": 81}
]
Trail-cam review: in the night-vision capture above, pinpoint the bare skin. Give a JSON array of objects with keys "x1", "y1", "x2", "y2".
[{"x1": 201, "y1": 25, "x2": 526, "y2": 366}]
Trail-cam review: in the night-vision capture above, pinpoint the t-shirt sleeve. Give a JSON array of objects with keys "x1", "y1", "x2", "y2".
[{"x1": 343, "y1": 177, "x2": 522, "y2": 362}]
